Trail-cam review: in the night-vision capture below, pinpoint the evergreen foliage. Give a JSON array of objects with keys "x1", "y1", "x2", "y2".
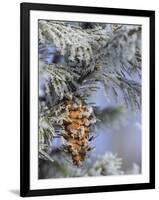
[{"x1": 38, "y1": 20, "x2": 141, "y2": 178}]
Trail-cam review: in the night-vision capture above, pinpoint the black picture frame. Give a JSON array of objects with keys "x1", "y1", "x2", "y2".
[{"x1": 20, "y1": 2, "x2": 155, "y2": 197}]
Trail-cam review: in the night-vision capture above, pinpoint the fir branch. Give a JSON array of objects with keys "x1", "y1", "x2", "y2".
[
  {"x1": 85, "y1": 152, "x2": 124, "y2": 176},
  {"x1": 39, "y1": 149, "x2": 54, "y2": 162},
  {"x1": 39, "y1": 20, "x2": 109, "y2": 71},
  {"x1": 40, "y1": 63, "x2": 80, "y2": 101}
]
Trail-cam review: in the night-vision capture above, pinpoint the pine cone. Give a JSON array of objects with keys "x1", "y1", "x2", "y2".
[{"x1": 62, "y1": 98, "x2": 96, "y2": 166}]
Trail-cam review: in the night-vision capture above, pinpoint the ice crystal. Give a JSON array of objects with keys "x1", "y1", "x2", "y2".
[{"x1": 86, "y1": 152, "x2": 124, "y2": 176}]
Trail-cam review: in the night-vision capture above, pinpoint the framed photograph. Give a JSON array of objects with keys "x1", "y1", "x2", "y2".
[{"x1": 20, "y1": 2, "x2": 155, "y2": 197}]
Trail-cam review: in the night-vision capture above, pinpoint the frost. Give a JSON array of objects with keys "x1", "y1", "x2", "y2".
[{"x1": 38, "y1": 21, "x2": 142, "y2": 178}]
